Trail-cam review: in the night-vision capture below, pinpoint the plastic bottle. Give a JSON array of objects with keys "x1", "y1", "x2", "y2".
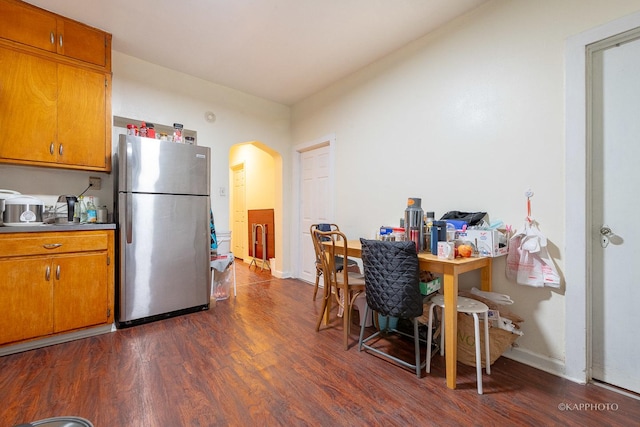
[
  {"x1": 77, "y1": 196, "x2": 87, "y2": 223},
  {"x1": 147, "y1": 123, "x2": 156, "y2": 139},
  {"x1": 425, "y1": 211, "x2": 435, "y2": 253},
  {"x1": 173, "y1": 123, "x2": 183, "y2": 143},
  {"x1": 139, "y1": 122, "x2": 148, "y2": 137},
  {"x1": 86, "y1": 197, "x2": 97, "y2": 223}
]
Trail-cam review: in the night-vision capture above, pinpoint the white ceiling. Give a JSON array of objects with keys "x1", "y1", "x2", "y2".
[{"x1": 24, "y1": 0, "x2": 488, "y2": 105}]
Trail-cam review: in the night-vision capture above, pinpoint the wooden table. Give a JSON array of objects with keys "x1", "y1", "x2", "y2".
[{"x1": 338, "y1": 240, "x2": 493, "y2": 389}]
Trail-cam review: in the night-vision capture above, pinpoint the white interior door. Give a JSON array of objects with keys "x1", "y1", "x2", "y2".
[
  {"x1": 232, "y1": 164, "x2": 246, "y2": 259},
  {"x1": 298, "y1": 144, "x2": 331, "y2": 284},
  {"x1": 589, "y1": 31, "x2": 640, "y2": 394}
]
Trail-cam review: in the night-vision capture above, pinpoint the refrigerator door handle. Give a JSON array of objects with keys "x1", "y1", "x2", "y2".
[
  {"x1": 125, "y1": 141, "x2": 133, "y2": 192},
  {"x1": 126, "y1": 193, "x2": 133, "y2": 244}
]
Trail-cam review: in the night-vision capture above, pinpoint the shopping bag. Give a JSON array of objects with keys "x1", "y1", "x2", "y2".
[{"x1": 506, "y1": 222, "x2": 560, "y2": 288}]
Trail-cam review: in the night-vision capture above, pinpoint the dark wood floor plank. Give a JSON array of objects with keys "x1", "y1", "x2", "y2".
[{"x1": 1, "y1": 262, "x2": 639, "y2": 426}]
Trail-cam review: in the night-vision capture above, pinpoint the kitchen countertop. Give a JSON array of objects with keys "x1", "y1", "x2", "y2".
[{"x1": 0, "y1": 223, "x2": 116, "y2": 233}]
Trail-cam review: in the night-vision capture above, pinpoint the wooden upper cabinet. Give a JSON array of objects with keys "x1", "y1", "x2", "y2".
[
  {"x1": 0, "y1": 47, "x2": 110, "y2": 170},
  {"x1": 57, "y1": 63, "x2": 109, "y2": 169},
  {"x1": 0, "y1": 0, "x2": 112, "y2": 171},
  {"x1": 0, "y1": 47, "x2": 58, "y2": 164},
  {"x1": 56, "y1": 18, "x2": 109, "y2": 68},
  {"x1": 0, "y1": 0, "x2": 58, "y2": 53},
  {"x1": 0, "y1": 0, "x2": 111, "y2": 70}
]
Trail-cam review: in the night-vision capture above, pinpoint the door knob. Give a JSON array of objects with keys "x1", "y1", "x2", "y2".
[
  {"x1": 600, "y1": 224, "x2": 613, "y2": 248},
  {"x1": 600, "y1": 225, "x2": 612, "y2": 236}
]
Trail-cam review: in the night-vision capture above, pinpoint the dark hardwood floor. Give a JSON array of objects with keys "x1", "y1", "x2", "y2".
[{"x1": 1, "y1": 262, "x2": 639, "y2": 426}]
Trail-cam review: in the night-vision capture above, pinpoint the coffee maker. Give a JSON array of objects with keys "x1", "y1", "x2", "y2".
[{"x1": 55, "y1": 195, "x2": 79, "y2": 224}]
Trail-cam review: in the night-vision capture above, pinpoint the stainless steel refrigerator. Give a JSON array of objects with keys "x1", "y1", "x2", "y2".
[{"x1": 116, "y1": 134, "x2": 211, "y2": 326}]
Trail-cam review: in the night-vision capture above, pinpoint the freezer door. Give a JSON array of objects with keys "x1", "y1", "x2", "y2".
[
  {"x1": 118, "y1": 135, "x2": 210, "y2": 196},
  {"x1": 118, "y1": 193, "x2": 210, "y2": 322}
]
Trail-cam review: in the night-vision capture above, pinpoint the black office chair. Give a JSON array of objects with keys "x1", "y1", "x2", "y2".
[{"x1": 357, "y1": 238, "x2": 425, "y2": 377}]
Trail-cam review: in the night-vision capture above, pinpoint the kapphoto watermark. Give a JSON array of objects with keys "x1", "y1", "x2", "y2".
[{"x1": 557, "y1": 402, "x2": 619, "y2": 411}]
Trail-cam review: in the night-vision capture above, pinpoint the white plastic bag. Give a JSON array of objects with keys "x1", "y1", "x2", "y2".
[{"x1": 506, "y1": 222, "x2": 560, "y2": 288}]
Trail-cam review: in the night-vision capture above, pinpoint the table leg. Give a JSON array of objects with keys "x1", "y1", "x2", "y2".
[
  {"x1": 443, "y1": 265, "x2": 458, "y2": 390},
  {"x1": 480, "y1": 262, "x2": 492, "y2": 292}
]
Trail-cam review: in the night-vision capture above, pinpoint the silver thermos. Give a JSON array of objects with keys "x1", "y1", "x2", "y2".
[{"x1": 404, "y1": 197, "x2": 424, "y2": 252}]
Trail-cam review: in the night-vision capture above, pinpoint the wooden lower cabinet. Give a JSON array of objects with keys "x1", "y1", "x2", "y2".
[
  {"x1": 0, "y1": 257, "x2": 53, "y2": 344},
  {"x1": 0, "y1": 230, "x2": 114, "y2": 347}
]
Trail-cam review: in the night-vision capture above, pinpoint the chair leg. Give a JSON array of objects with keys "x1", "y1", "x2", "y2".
[
  {"x1": 426, "y1": 303, "x2": 436, "y2": 373},
  {"x1": 440, "y1": 308, "x2": 445, "y2": 356},
  {"x1": 358, "y1": 304, "x2": 370, "y2": 351},
  {"x1": 413, "y1": 318, "x2": 421, "y2": 378},
  {"x1": 313, "y1": 269, "x2": 320, "y2": 301},
  {"x1": 343, "y1": 291, "x2": 350, "y2": 350},
  {"x1": 483, "y1": 311, "x2": 491, "y2": 376},
  {"x1": 472, "y1": 313, "x2": 483, "y2": 394},
  {"x1": 315, "y1": 282, "x2": 330, "y2": 331}
]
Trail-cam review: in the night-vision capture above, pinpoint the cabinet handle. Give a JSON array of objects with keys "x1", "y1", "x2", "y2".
[
  {"x1": 59, "y1": 144, "x2": 63, "y2": 156},
  {"x1": 59, "y1": 34, "x2": 63, "y2": 48},
  {"x1": 56, "y1": 265, "x2": 61, "y2": 280},
  {"x1": 50, "y1": 31, "x2": 55, "y2": 45},
  {"x1": 43, "y1": 243, "x2": 62, "y2": 249},
  {"x1": 45, "y1": 265, "x2": 51, "y2": 281},
  {"x1": 50, "y1": 142, "x2": 55, "y2": 155}
]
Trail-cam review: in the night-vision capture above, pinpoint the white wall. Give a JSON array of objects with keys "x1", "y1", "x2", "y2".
[{"x1": 291, "y1": 0, "x2": 640, "y2": 372}]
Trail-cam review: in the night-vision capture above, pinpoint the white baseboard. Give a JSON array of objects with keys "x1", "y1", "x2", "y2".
[{"x1": 502, "y1": 346, "x2": 586, "y2": 385}]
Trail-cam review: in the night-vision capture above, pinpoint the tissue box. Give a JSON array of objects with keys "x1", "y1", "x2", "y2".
[{"x1": 456, "y1": 229, "x2": 508, "y2": 257}]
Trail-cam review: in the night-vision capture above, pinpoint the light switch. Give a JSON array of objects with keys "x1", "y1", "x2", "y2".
[{"x1": 219, "y1": 187, "x2": 226, "y2": 196}]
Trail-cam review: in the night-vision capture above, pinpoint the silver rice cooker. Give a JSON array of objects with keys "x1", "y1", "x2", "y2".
[
  {"x1": 0, "y1": 189, "x2": 21, "y2": 226},
  {"x1": 2, "y1": 195, "x2": 44, "y2": 226}
]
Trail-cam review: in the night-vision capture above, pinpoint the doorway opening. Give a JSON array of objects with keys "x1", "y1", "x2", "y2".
[{"x1": 229, "y1": 141, "x2": 283, "y2": 276}]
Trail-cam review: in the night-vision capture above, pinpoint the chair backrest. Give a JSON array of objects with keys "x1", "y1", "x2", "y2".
[
  {"x1": 359, "y1": 238, "x2": 422, "y2": 319},
  {"x1": 310, "y1": 223, "x2": 340, "y2": 265},
  {"x1": 313, "y1": 228, "x2": 349, "y2": 286}
]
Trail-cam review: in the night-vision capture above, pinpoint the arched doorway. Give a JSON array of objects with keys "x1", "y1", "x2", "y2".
[{"x1": 229, "y1": 141, "x2": 283, "y2": 275}]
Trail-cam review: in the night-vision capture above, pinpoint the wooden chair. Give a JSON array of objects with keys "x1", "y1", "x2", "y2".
[
  {"x1": 310, "y1": 223, "x2": 358, "y2": 301},
  {"x1": 313, "y1": 228, "x2": 365, "y2": 350},
  {"x1": 357, "y1": 238, "x2": 426, "y2": 377}
]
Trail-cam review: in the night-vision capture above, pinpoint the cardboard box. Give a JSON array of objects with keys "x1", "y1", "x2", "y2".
[
  {"x1": 420, "y1": 277, "x2": 441, "y2": 296},
  {"x1": 456, "y1": 229, "x2": 508, "y2": 257}
]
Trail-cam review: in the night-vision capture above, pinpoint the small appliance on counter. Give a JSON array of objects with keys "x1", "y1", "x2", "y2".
[
  {"x1": 1, "y1": 191, "x2": 44, "y2": 226},
  {"x1": 55, "y1": 195, "x2": 79, "y2": 225},
  {"x1": 0, "y1": 189, "x2": 20, "y2": 226}
]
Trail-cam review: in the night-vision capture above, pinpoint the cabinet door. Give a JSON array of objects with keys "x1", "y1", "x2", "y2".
[
  {"x1": 57, "y1": 18, "x2": 108, "y2": 67},
  {"x1": 0, "y1": 47, "x2": 58, "y2": 164},
  {"x1": 0, "y1": 257, "x2": 53, "y2": 345},
  {"x1": 57, "y1": 63, "x2": 108, "y2": 169},
  {"x1": 0, "y1": 0, "x2": 57, "y2": 53},
  {"x1": 53, "y1": 252, "x2": 108, "y2": 332}
]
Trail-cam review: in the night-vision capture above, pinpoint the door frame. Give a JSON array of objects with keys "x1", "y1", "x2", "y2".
[
  {"x1": 565, "y1": 10, "x2": 640, "y2": 384},
  {"x1": 291, "y1": 133, "x2": 336, "y2": 279}
]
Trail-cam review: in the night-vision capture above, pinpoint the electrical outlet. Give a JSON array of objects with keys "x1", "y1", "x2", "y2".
[{"x1": 89, "y1": 176, "x2": 102, "y2": 190}]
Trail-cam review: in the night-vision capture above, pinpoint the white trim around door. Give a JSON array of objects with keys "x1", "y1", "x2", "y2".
[
  {"x1": 565, "y1": 10, "x2": 640, "y2": 385},
  {"x1": 291, "y1": 134, "x2": 336, "y2": 280}
]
